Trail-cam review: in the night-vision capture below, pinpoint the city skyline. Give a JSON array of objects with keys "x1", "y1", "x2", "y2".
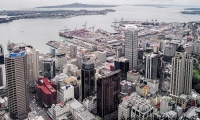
[{"x1": 0, "y1": 0, "x2": 199, "y2": 10}]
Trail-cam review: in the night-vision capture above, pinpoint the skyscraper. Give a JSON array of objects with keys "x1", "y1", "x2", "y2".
[
  {"x1": 5, "y1": 48, "x2": 29, "y2": 119},
  {"x1": 0, "y1": 44, "x2": 6, "y2": 86},
  {"x1": 81, "y1": 61, "x2": 95, "y2": 101},
  {"x1": 43, "y1": 59, "x2": 55, "y2": 80},
  {"x1": 125, "y1": 29, "x2": 138, "y2": 70},
  {"x1": 170, "y1": 45, "x2": 193, "y2": 96},
  {"x1": 25, "y1": 47, "x2": 39, "y2": 87},
  {"x1": 114, "y1": 58, "x2": 129, "y2": 79},
  {"x1": 145, "y1": 53, "x2": 158, "y2": 79},
  {"x1": 97, "y1": 70, "x2": 121, "y2": 118}
]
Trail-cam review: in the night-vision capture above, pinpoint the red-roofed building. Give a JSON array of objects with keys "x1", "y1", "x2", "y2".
[{"x1": 36, "y1": 78, "x2": 57, "y2": 107}]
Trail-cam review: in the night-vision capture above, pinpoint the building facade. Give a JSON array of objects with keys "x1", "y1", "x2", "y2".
[
  {"x1": 43, "y1": 59, "x2": 56, "y2": 80},
  {"x1": 116, "y1": 47, "x2": 123, "y2": 58},
  {"x1": 5, "y1": 49, "x2": 29, "y2": 119},
  {"x1": 97, "y1": 70, "x2": 121, "y2": 118},
  {"x1": 145, "y1": 53, "x2": 158, "y2": 79},
  {"x1": 170, "y1": 45, "x2": 193, "y2": 96},
  {"x1": 0, "y1": 44, "x2": 6, "y2": 87},
  {"x1": 160, "y1": 96, "x2": 172, "y2": 114},
  {"x1": 125, "y1": 29, "x2": 138, "y2": 70},
  {"x1": 81, "y1": 61, "x2": 95, "y2": 101},
  {"x1": 70, "y1": 45, "x2": 77, "y2": 58},
  {"x1": 36, "y1": 78, "x2": 57, "y2": 107},
  {"x1": 25, "y1": 47, "x2": 39, "y2": 87},
  {"x1": 114, "y1": 58, "x2": 129, "y2": 79},
  {"x1": 131, "y1": 99, "x2": 154, "y2": 120}
]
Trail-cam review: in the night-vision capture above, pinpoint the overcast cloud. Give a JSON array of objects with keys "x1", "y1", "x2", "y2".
[{"x1": 0, "y1": 0, "x2": 199, "y2": 10}]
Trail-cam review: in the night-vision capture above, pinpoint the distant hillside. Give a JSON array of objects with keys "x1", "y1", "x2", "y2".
[{"x1": 37, "y1": 3, "x2": 118, "y2": 8}]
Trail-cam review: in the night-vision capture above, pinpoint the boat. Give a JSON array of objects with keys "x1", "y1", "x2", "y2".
[{"x1": 112, "y1": 19, "x2": 118, "y2": 23}]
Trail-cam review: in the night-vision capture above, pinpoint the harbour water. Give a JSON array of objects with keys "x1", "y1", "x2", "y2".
[{"x1": 0, "y1": 6, "x2": 200, "y2": 54}]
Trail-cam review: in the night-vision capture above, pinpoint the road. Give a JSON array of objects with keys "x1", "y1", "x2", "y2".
[{"x1": 29, "y1": 93, "x2": 50, "y2": 120}]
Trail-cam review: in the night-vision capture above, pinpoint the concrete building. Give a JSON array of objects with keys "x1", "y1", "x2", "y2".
[
  {"x1": 120, "y1": 80, "x2": 136, "y2": 95},
  {"x1": 122, "y1": 44, "x2": 125, "y2": 56},
  {"x1": 145, "y1": 53, "x2": 158, "y2": 80},
  {"x1": 118, "y1": 100, "x2": 132, "y2": 120},
  {"x1": 164, "y1": 111, "x2": 177, "y2": 120},
  {"x1": 58, "y1": 85, "x2": 74, "y2": 103},
  {"x1": 97, "y1": 70, "x2": 121, "y2": 118},
  {"x1": 25, "y1": 47, "x2": 39, "y2": 87},
  {"x1": 83, "y1": 96, "x2": 97, "y2": 112},
  {"x1": 160, "y1": 96, "x2": 172, "y2": 114},
  {"x1": 43, "y1": 58, "x2": 56, "y2": 80},
  {"x1": 163, "y1": 45, "x2": 176, "y2": 62},
  {"x1": 160, "y1": 40, "x2": 169, "y2": 53},
  {"x1": 70, "y1": 45, "x2": 77, "y2": 58},
  {"x1": 127, "y1": 70, "x2": 140, "y2": 82},
  {"x1": 170, "y1": 45, "x2": 193, "y2": 96},
  {"x1": 116, "y1": 46, "x2": 123, "y2": 58},
  {"x1": 28, "y1": 111, "x2": 45, "y2": 120},
  {"x1": 5, "y1": 49, "x2": 29, "y2": 119},
  {"x1": 96, "y1": 51, "x2": 106, "y2": 62},
  {"x1": 131, "y1": 98, "x2": 154, "y2": 120},
  {"x1": 183, "y1": 44, "x2": 193, "y2": 54},
  {"x1": 193, "y1": 41, "x2": 200, "y2": 55},
  {"x1": 77, "y1": 54, "x2": 87, "y2": 69},
  {"x1": 81, "y1": 61, "x2": 95, "y2": 101},
  {"x1": 125, "y1": 29, "x2": 138, "y2": 69},
  {"x1": 0, "y1": 97, "x2": 8, "y2": 109},
  {"x1": 51, "y1": 104, "x2": 70, "y2": 120},
  {"x1": 56, "y1": 54, "x2": 67, "y2": 68},
  {"x1": 67, "y1": 98, "x2": 95, "y2": 120},
  {"x1": 0, "y1": 44, "x2": 6, "y2": 87},
  {"x1": 118, "y1": 92, "x2": 141, "y2": 120}
]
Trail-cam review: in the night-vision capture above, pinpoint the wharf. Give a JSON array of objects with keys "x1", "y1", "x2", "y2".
[{"x1": 46, "y1": 41, "x2": 61, "y2": 49}]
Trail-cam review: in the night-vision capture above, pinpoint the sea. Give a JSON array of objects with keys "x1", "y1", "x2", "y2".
[{"x1": 0, "y1": 5, "x2": 200, "y2": 54}]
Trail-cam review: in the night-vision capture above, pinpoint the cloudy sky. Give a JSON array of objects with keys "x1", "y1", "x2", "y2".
[{"x1": 0, "y1": 0, "x2": 199, "y2": 10}]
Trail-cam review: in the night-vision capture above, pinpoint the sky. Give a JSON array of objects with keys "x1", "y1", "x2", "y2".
[{"x1": 0, "y1": 0, "x2": 199, "y2": 10}]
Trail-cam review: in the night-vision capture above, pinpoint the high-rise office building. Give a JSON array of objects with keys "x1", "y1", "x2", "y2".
[
  {"x1": 97, "y1": 70, "x2": 121, "y2": 118},
  {"x1": 0, "y1": 44, "x2": 6, "y2": 87},
  {"x1": 5, "y1": 49, "x2": 29, "y2": 119},
  {"x1": 114, "y1": 58, "x2": 129, "y2": 79},
  {"x1": 145, "y1": 53, "x2": 158, "y2": 79},
  {"x1": 25, "y1": 47, "x2": 39, "y2": 87},
  {"x1": 125, "y1": 29, "x2": 138, "y2": 70},
  {"x1": 43, "y1": 59, "x2": 55, "y2": 80},
  {"x1": 170, "y1": 45, "x2": 193, "y2": 96},
  {"x1": 81, "y1": 61, "x2": 95, "y2": 101}
]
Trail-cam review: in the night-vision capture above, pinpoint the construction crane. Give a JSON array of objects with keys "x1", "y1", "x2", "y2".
[{"x1": 82, "y1": 21, "x2": 87, "y2": 29}]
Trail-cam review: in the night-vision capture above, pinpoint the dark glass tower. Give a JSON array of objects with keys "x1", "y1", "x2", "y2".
[
  {"x1": 97, "y1": 70, "x2": 121, "y2": 118},
  {"x1": 114, "y1": 58, "x2": 129, "y2": 79},
  {"x1": 81, "y1": 61, "x2": 95, "y2": 101},
  {"x1": 0, "y1": 44, "x2": 4, "y2": 64},
  {"x1": 43, "y1": 59, "x2": 55, "y2": 80}
]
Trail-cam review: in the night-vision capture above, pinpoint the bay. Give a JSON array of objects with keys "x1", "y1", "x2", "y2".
[{"x1": 0, "y1": 6, "x2": 199, "y2": 54}]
